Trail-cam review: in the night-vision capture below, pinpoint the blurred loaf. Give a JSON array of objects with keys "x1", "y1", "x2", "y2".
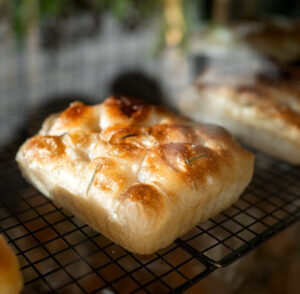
[
  {"x1": 179, "y1": 65, "x2": 300, "y2": 164},
  {"x1": 0, "y1": 235, "x2": 23, "y2": 294}
]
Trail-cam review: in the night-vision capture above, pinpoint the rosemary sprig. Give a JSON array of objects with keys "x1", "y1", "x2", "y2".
[
  {"x1": 120, "y1": 133, "x2": 139, "y2": 140},
  {"x1": 185, "y1": 153, "x2": 208, "y2": 164},
  {"x1": 86, "y1": 162, "x2": 101, "y2": 194}
]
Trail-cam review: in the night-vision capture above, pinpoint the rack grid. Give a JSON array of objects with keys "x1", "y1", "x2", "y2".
[{"x1": 0, "y1": 110, "x2": 299, "y2": 294}]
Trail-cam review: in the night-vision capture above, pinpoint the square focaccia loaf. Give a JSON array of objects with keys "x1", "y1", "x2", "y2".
[
  {"x1": 16, "y1": 96, "x2": 254, "y2": 254},
  {"x1": 179, "y1": 67, "x2": 300, "y2": 165}
]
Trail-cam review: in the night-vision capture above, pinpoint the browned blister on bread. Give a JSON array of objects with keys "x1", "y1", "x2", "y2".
[{"x1": 16, "y1": 96, "x2": 254, "y2": 254}]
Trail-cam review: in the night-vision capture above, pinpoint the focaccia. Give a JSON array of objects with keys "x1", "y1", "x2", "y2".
[
  {"x1": 242, "y1": 21, "x2": 300, "y2": 64},
  {"x1": 0, "y1": 235, "x2": 23, "y2": 294},
  {"x1": 16, "y1": 96, "x2": 254, "y2": 254},
  {"x1": 179, "y1": 67, "x2": 300, "y2": 164}
]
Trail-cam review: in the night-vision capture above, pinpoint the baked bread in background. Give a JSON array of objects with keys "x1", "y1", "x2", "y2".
[
  {"x1": 179, "y1": 64, "x2": 300, "y2": 164},
  {"x1": 189, "y1": 20, "x2": 300, "y2": 67},
  {"x1": 16, "y1": 96, "x2": 254, "y2": 254},
  {"x1": 0, "y1": 235, "x2": 23, "y2": 294},
  {"x1": 240, "y1": 20, "x2": 300, "y2": 64}
]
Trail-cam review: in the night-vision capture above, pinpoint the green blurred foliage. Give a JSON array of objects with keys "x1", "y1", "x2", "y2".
[{"x1": 0, "y1": 0, "x2": 163, "y2": 42}]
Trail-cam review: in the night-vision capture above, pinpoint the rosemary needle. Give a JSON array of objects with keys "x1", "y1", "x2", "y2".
[
  {"x1": 120, "y1": 133, "x2": 139, "y2": 140},
  {"x1": 86, "y1": 162, "x2": 101, "y2": 194},
  {"x1": 185, "y1": 153, "x2": 207, "y2": 164}
]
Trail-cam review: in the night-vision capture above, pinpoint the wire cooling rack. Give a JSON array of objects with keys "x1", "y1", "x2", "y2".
[{"x1": 0, "y1": 110, "x2": 299, "y2": 294}]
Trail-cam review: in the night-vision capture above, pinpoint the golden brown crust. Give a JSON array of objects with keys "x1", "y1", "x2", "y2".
[
  {"x1": 121, "y1": 183, "x2": 165, "y2": 218},
  {"x1": 25, "y1": 135, "x2": 66, "y2": 163},
  {"x1": 17, "y1": 96, "x2": 254, "y2": 253},
  {"x1": 89, "y1": 157, "x2": 130, "y2": 195},
  {"x1": 105, "y1": 95, "x2": 149, "y2": 118},
  {"x1": 59, "y1": 101, "x2": 91, "y2": 124},
  {"x1": 50, "y1": 101, "x2": 100, "y2": 133}
]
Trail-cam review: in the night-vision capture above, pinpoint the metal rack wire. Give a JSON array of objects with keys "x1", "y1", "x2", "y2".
[{"x1": 0, "y1": 110, "x2": 299, "y2": 294}]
